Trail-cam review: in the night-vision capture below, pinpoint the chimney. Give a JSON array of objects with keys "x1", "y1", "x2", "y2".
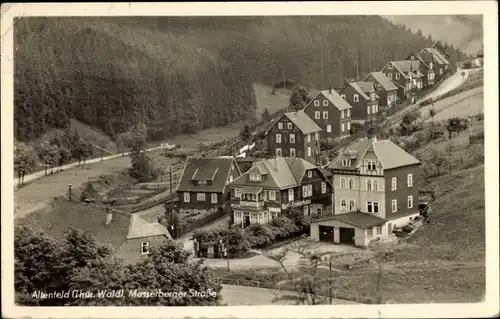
[
  {"x1": 105, "y1": 208, "x2": 113, "y2": 225},
  {"x1": 329, "y1": 86, "x2": 333, "y2": 94}
]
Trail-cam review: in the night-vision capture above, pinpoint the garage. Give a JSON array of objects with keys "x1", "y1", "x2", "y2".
[
  {"x1": 339, "y1": 227, "x2": 355, "y2": 245},
  {"x1": 318, "y1": 225, "x2": 334, "y2": 243}
]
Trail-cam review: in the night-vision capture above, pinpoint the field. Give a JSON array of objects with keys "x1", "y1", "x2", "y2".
[
  {"x1": 253, "y1": 83, "x2": 292, "y2": 116},
  {"x1": 423, "y1": 88, "x2": 484, "y2": 122}
]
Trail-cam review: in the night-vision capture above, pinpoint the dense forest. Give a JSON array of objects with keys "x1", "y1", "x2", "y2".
[{"x1": 14, "y1": 16, "x2": 468, "y2": 142}]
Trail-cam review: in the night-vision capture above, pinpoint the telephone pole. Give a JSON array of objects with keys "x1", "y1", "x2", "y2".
[{"x1": 320, "y1": 47, "x2": 324, "y2": 89}]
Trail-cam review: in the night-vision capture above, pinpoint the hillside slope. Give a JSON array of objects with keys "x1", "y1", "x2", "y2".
[{"x1": 15, "y1": 16, "x2": 468, "y2": 143}]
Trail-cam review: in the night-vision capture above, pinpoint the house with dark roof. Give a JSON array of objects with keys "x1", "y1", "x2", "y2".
[
  {"x1": 227, "y1": 157, "x2": 333, "y2": 226},
  {"x1": 431, "y1": 42, "x2": 451, "y2": 60},
  {"x1": 339, "y1": 82, "x2": 379, "y2": 124},
  {"x1": 177, "y1": 156, "x2": 241, "y2": 214},
  {"x1": 362, "y1": 72, "x2": 398, "y2": 108},
  {"x1": 420, "y1": 47, "x2": 451, "y2": 81},
  {"x1": 380, "y1": 60, "x2": 424, "y2": 101},
  {"x1": 406, "y1": 52, "x2": 436, "y2": 88},
  {"x1": 302, "y1": 87, "x2": 353, "y2": 140},
  {"x1": 309, "y1": 137, "x2": 421, "y2": 247},
  {"x1": 26, "y1": 200, "x2": 172, "y2": 265},
  {"x1": 265, "y1": 111, "x2": 322, "y2": 165}
]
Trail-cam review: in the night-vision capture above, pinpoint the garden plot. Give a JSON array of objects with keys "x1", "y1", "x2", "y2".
[{"x1": 422, "y1": 86, "x2": 483, "y2": 122}]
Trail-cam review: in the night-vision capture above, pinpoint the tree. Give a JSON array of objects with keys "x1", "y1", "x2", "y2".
[
  {"x1": 128, "y1": 153, "x2": 159, "y2": 183},
  {"x1": 289, "y1": 85, "x2": 310, "y2": 111},
  {"x1": 261, "y1": 107, "x2": 272, "y2": 122},
  {"x1": 429, "y1": 148, "x2": 447, "y2": 176},
  {"x1": 239, "y1": 124, "x2": 252, "y2": 142},
  {"x1": 14, "y1": 142, "x2": 39, "y2": 185},
  {"x1": 37, "y1": 141, "x2": 60, "y2": 175},
  {"x1": 429, "y1": 106, "x2": 436, "y2": 122},
  {"x1": 115, "y1": 132, "x2": 128, "y2": 155}
]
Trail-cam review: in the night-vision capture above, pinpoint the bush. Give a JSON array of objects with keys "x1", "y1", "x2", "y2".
[
  {"x1": 128, "y1": 153, "x2": 159, "y2": 183},
  {"x1": 80, "y1": 182, "x2": 99, "y2": 202}
]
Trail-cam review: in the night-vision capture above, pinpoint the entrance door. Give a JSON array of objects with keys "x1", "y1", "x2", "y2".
[
  {"x1": 339, "y1": 227, "x2": 355, "y2": 245},
  {"x1": 318, "y1": 225, "x2": 334, "y2": 243},
  {"x1": 244, "y1": 214, "x2": 251, "y2": 227}
]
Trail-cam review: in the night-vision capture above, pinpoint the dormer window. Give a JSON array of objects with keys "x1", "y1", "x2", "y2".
[
  {"x1": 198, "y1": 180, "x2": 207, "y2": 185},
  {"x1": 367, "y1": 161, "x2": 376, "y2": 170},
  {"x1": 342, "y1": 159, "x2": 351, "y2": 167},
  {"x1": 249, "y1": 174, "x2": 262, "y2": 182}
]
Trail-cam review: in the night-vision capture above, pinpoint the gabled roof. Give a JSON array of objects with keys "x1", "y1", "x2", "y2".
[
  {"x1": 431, "y1": 42, "x2": 450, "y2": 57},
  {"x1": 388, "y1": 60, "x2": 423, "y2": 78},
  {"x1": 311, "y1": 211, "x2": 386, "y2": 229},
  {"x1": 304, "y1": 89, "x2": 352, "y2": 112},
  {"x1": 407, "y1": 52, "x2": 432, "y2": 69},
  {"x1": 346, "y1": 82, "x2": 370, "y2": 100},
  {"x1": 23, "y1": 200, "x2": 172, "y2": 249},
  {"x1": 327, "y1": 138, "x2": 420, "y2": 171},
  {"x1": 228, "y1": 157, "x2": 327, "y2": 190},
  {"x1": 363, "y1": 72, "x2": 398, "y2": 91},
  {"x1": 283, "y1": 111, "x2": 322, "y2": 134},
  {"x1": 421, "y1": 47, "x2": 450, "y2": 65},
  {"x1": 177, "y1": 156, "x2": 237, "y2": 193}
]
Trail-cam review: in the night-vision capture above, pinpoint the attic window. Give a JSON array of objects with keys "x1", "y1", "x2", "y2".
[
  {"x1": 198, "y1": 180, "x2": 207, "y2": 185},
  {"x1": 367, "y1": 161, "x2": 376, "y2": 171},
  {"x1": 341, "y1": 94, "x2": 346, "y2": 100},
  {"x1": 314, "y1": 100, "x2": 320, "y2": 106},
  {"x1": 287, "y1": 123, "x2": 293, "y2": 130},
  {"x1": 307, "y1": 171, "x2": 313, "y2": 178},
  {"x1": 377, "y1": 84, "x2": 381, "y2": 91},
  {"x1": 411, "y1": 56, "x2": 415, "y2": 60},
  {"x1": 141, "y1": 242, "x2": 149, "y2": 255},
  {"x1": 342, "y1": 159, "x2": 351, "y2": 167},
  {"x1": 249, "y1": 174, "x2": 262, "y2": 181},
  {"x1": 388, "y1": 64, "x2": 393, "y2": 69}
]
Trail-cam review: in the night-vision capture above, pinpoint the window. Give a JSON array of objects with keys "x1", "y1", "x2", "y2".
[
  {"x1": 278, "y1": 122, "x2": 283, "y2": 130},
  {"x1": 388, "y1": 63, "x2": 393, "y2": 69},
  {"x1": 307, "y1": 170, "x2": 313, "y2": 178},
  {"x1": 341, "y1": 94, "x2": 346, "y2": 100},
  {"x1": 391, "y1": 177, "x2": 397, "y2": 191},
  {"x1": 371, "y1": 93, "x2": 376, "y2": 101},
  {"x1": 377, "y1": 84, "x2": 382, "y2": 91},
  {"x1": 367, "y1": 229, "x2": 373, "y2": 237},
  {"x1": 410, "y1": 56, "x2": 415, "y2": 60},
  {"x1": 323, "y1": 111, "x2": 328, "y2": 119},
  {"x1": 315, "y1": 111, "x2": 321, "y2": 119},
  {"x1": 392, "y1": 199, "x2": 398, "y2": 213},
  {"x1": 249, "y1": 174, "x2": 262, "y2": 181},
  {"x1": 340, "y1": 199, "x2": 347, "y2": 211},
  {"x1": 341, "y1": 123, "x2": 344, "y2": 132},
  {"x1": 373, "y1": 180, "x2": 378, "y2": 191},
  {"x1": 314, "y1": 100, "x2": 320, "y2": 106},
  {"x1": 276, "y1": 134, "x2": 282, "y2": 144},
  {"x1": 290, "y1": 134, "x2": 295, "y2": 143},
  {"x1": 367, "y1": 106, "x2": 371, "y2": 115},
  {"x1": 229, "y1": 175, "x2": 233, "y2": 183},
  {"x1": 367, "y1": 161, "x2": 376, "y2": 170},
  {"x1": 235, "y1": 188, "x2": 241, "y2": 198},
  {"x1": 347, "y1": 121, "x2": 351, "y2": 131},
  {"x1": 374, "y1": 202, "x2": 379, "y2": 213},
  {"x1": 347, "y1": 109, "x2": 350, "y2": 117},
  {"x1": 184, "y1": 192, "x2": 190, "y2": 202},
  {"x1": 348, "y1": 178, "x2": 354, "y2": 190},
  {"x1": 198, "y1": 180, "x2": 207, "y2": 185},
  {"x1": 408, "y1": 195, "x2": 413, "y2": 208},
  {"x1": 307, "y1": 134, "x2": 311, "y2": 143},
  {"x1": 342, "y1": 159, "x2": 351, "y2": 167},
  {"x1": 372, "y1": 105, "x2": 377, "y2": 114},
  {"x1": 290, "y1": 148, "x2": 296, "y2": 157},
  {"x1": 376, "y1": 225, "x2": 382, "y2": 235},
  {"x1": 302, "y1": 185, "x2": 307, "y2": 197},
  {"x1": 429, "y1": 62, "x2": 433, "y2": 69},
  {"x1": 302, "y1": 184, "x2": 313, "y2": 197},
  {"x1": 395, "y1": 73, "x2": 400, "y2": 80},
  {"x1": 353, "y1": 94, "x2": 359, "y2": 102},
  {"x1": 349, "y1": 199, "x2": 355, "y2": 211},
  {"x1": 341, "y1": 110, "x2": 345, "y2": 119},
  {"x1": 321, "y1": 182, "x2": 327, "y2": 194},
  {"x1": 367, "y1": 201, "x2": 379, "y2": 214},
  {"x1": 211, "y1": 193, "x2": 218, "y2": 204},
  {"x1": 307, "y1": 147, "x2": 311, "y2": 157},
  {"x1": 269, "y1": 191, "x2": 276, "y2": 201},
  {"x1": 287, "y1": 123, "x2": 293, "y2": 130},
  {"x1": 288, "y1": 189, "x2": 294, "y2": 201},
  {"x1": 439, "y1": 69, "x2": 443, "y2": 75},
  {"x1": 366, "y1": 180, "x2": 372, "y2": 191},
  {"x1": 407, "y1": 173, "x2": 413, "y2": 187},
  {"x1": 315, "y1": 132, "x2": 319, "y2": 140},
  {"x1": 387, "y1": 73, "x2": 393, "y2": 79},
  {"x1": 327, "y1": 125, "x2": 332, "y2": 133},
  {"x1": 276, "y1": 148, "x2": 282, "y2": 157},
  {"x1": 197, "y1": 193, "x2": 206, "y2": 201},
  {"x1": 340, "y1": 177, "x2": 346, "y2": 189},
  {"x1": 323, "y1": 100, "x2": 329, "y2": 106},
  {"x1": 141, "y1": 242, "x2": 149, "y2": 255}
]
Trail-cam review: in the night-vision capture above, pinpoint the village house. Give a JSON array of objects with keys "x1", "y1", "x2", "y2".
[
  {"x1": 309, "y1": 137, "x2": 421, "y2": 247},
  {"x1": 340, "y1": 82, "x2": 379, "y2": 124},
  {"x1": 265, "y1": 111, "x2": 322, "y2": 165},
  {"x1": 176, "y1": 156, "x2": 241, "y2": 214},
  {"x1": 227, "y1": 157, "x2": 333, "y2": 227},
  {"x1": 380, "y1": 60, "x2": 424, "y2": 101},
  {"x1": 29, "y1": 202, "x2": 172, "y2": 265},
  {"x1": 406, "y1": 52, "x2": 436, "y2": 88},
  {"x1": 420, "y1": 47, "x2": 451, "y2": 82},
  {"x1": 302, "y1": 87, "x2": 353, "y2": 140},
  {"x1": 431, "y1": 42, "x2": 451, "y2": 60},
  {"x1": 362, "y1": 72, "x2": 398, "y2": 108}
]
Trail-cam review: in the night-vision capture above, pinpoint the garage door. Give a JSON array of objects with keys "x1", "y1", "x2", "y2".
[
  {"x1": 318, "y1": 225, "x2": 334, "y2": 243},
  {"x1": 339, "y1": 227, "x2": 355, "y2": 245}
]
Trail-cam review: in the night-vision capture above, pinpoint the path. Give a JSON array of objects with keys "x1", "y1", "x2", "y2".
[{"x1": 220, "y1": 284, "x2": 358, "y2": 305}]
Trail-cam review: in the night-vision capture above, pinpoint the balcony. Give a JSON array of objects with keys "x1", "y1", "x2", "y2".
[{"x1": 240, "y1": 200, "x2": 265, "y2": 208}]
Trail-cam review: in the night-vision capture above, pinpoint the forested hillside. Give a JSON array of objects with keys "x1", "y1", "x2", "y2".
[{"x1": 15, "y1": 16, "x2": 468, "y2": 142}]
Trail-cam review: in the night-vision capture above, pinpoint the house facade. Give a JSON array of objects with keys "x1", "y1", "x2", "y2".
[
  {"x1": 177, "y1": 156, "x2": 241, "y2": 214},
  {"x1": 421, "y1": 47, "x2": 450, "y2": 82},
  {"x1": 362, "y1": 72, "x2": 398, "y2": 108},
  {"x1": 381, "y1": 60, "x2": 423, "y2": 101},
  {"x1": 309, "y1": 138, "x2": 421, "y2": 247},
  {"x1": 302, "y1": 88, "x2": 353, "y2": 140},
  {"x1": 265, "y1": 111, "x2": 322, "y2": 165},
  {"x1": 227, "y1": 157, "x2": 332, "y2": 227},
  {"x1": 340, "y1": 82, "x2": 379, "y2": 124},
  {"x1": 406, "y1": 52, "x2": 436, "y2": 88}
]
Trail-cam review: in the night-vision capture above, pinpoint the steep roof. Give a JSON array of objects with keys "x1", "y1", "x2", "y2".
[
  {"x1": 390, "y1": 60, "x2": 423, "y2": 78},
  {"x1": 422, "y1": 47, "x2": 450, "y2": 65},
  {"x1": 364, "y1": 72, "x2": 398, "y2": 91},
  {"x1": 431, "y1": 42, "x2": 450, "y2": 57},
  {"x1": 305, "y1": 89, "x2": 352, "y2": 112},
  {"x1": 24, "y1": 200, "x2": 171, "y2": 249},
  {"x1": 228, "y1": 157, "x2": 324, "y2": 190},
  {"x1": 283, "y1": 111, "x2": 322, "y2": 134},
  {"x1": 311, "y1": 211, "x2": 386, "y2": 229},
  {"x1": 327, "y1": 138, "x2": 420, "y2": 171},
  {"x1": 357, "y1": 82, "x2": 375, "y2": 94},
  {"x1": 177, "y1": 157, "x2": 236, "y2": 193},
  {"x1": 347, "y1": 82, "x2": 370, "y2": 100},
  {"x1": 407, "y1": 52, "x2": 432, "y2": 69}
]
